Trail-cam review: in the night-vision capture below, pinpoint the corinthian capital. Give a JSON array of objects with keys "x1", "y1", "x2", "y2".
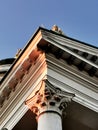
[{"x1": 25, "y1": 80, "x2": 74, "y2": 117}]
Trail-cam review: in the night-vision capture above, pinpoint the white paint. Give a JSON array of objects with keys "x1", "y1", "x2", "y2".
[{"x1": 38, "y1": 112, "x2": 62, "y2": 130}]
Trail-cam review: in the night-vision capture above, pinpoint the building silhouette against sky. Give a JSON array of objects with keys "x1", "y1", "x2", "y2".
[{"x1": 0, "y1": 25, "x2": 98, "y2": 130}]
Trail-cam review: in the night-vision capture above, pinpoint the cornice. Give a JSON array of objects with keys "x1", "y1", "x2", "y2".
[
  {"x1": 41, "y1": 29, "x2": 98, "y2": 55},
  {"x1": 0, "y1": 30, "x2": 42, "y2": 85},
  {"x1": 37, "y1": 29, "x2": 98, "y2": 78},
  {"x1": 0, "y1": 29, "x2": 43, "y2": 103},
  {"x1": 46, "y1": 54, "x2": 98, "y2": 91},
  {"x1": 0, "y1": 27, "x2": 98, "y2": 129},
  {"x1": 43, "y1": 36, "x2": 98, "y2": 68},
  {"x1": 0, "y1": 29, "x2": 47, "y2": 129},
  {"x1": 0, "y1": 54, "x2": 47, "y2": 129},
  {"x1": 46, "y1": 54, "x2": 98, "y2": 112},
  {"x1": 47, "y1": 75, "x2": 98, "y2": 112}
]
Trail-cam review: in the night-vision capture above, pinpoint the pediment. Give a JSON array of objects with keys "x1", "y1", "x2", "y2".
[
  {"x1": 0, "y1": 27, "x2": 98, "y2": 130},
  {"x1": 37, "y1": 28, "x2": 98, "y2": 78}
]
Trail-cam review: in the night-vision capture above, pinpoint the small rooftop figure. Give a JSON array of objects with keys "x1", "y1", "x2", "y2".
[
  {"x1": 51, "y1": 25, "x2": 65, "y2": 35},
  {"x1": 15, "y1": 49, "x2": 22, "y2": 58},
  {"x1": 52, "y1": 25, "x2": 59, "y2": 31}
]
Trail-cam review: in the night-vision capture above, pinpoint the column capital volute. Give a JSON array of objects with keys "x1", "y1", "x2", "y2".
[{"x1": 25, "y1": 79, "x2": 75, "y2": 117}]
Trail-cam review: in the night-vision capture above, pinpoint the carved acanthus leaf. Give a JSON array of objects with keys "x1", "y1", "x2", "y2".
[{"x1": 25, "y1": 79, "x2": 75, "y2": 116}]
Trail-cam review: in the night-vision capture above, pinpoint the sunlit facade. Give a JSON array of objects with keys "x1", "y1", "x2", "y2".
[{"x1": 0, "y1": 26, "x2": 98, "y2": 130}]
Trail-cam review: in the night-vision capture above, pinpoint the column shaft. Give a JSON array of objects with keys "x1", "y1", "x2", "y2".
[{"x1": 38, "y1": 112, "x2": 62, "y2": 130}]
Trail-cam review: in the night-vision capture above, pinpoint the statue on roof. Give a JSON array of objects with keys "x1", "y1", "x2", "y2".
[
  {"x1": 52, "y1": 25, "x2": 65, "y2": 35},
  {"x1": 15, "y1": 49, "x2": 22, "y2": 58}
]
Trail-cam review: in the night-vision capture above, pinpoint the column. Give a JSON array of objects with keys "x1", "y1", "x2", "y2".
[{"x1": 25, "y1": 80, "x2": 74, "y2": 130}]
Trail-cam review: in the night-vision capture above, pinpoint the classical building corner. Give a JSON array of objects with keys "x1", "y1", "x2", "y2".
[
  {"x1": 25, "y1": 79, "x2": 74, "y2": 130},
  {"x1": 0, "y1": 26, "x2": 98, "y2": 130}
]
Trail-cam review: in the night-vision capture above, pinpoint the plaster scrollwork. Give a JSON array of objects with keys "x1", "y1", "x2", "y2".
[{"x1": 25, "y1": 80, "x2": 75, "y2": 118}]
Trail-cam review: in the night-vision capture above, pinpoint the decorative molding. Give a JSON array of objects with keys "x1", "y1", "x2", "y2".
[
  {"x1": 46, "y1": 54, "x2": 98, "y2": 92},
  {"x1": 47, "y1": 75, "x2": 98, "y2": 113},
  {"x1": 25, "y1": 80, "x2": 74, "y2": 118},
  {"x1": 1, "y1": 27, "x2": 98, "y2": 130},
  {"x1": 41, "y1": 29, "x2": 98, "y2": 55},
  {"x1": 0, "y1": 48, "x2": 43, "y2": 107},
  {"x1": 0, "y1": 30, "x2": 42, "y2": 91},
  {"x1": 43, "y1": 36, "x2": 98, "y2": 68},
  {"x1": 0, "y1": 52, "x2": 47, "y2": 129}
]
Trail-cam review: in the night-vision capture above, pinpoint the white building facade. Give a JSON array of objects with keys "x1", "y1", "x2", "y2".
[{"x1": 0, "y1": 26, "x2": 98, "y2": 130}]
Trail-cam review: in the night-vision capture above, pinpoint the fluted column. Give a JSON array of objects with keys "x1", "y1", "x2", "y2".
[{"x1": 25, "y1": 80, "x2": 74, "y2": 130}]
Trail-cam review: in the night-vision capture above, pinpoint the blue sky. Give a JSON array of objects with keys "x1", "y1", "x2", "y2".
[{"x1": 0, "y1": 0, "x2": 98, "y2": 59}]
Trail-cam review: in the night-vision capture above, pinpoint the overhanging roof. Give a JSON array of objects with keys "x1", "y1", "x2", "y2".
[
  {"x1": 0, "y1": 26, "x2": 98, "y2": 129},
  {"x1": 38, "y1": 27, "x2": 98, "y2": 77},
  {"x1": 0, "y1": 27, "x2": 98, "y2": 84}
]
